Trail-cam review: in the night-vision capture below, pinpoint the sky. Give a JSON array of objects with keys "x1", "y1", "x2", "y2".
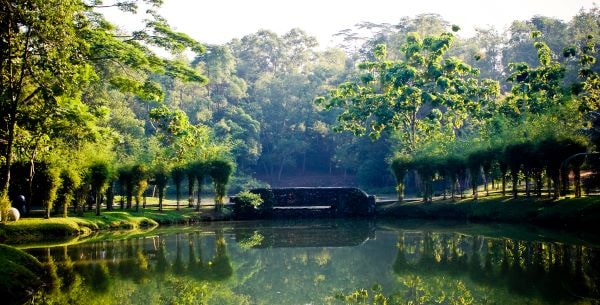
[{"x1": 108, "y1": 0, "x2": 599, "y2": 47}]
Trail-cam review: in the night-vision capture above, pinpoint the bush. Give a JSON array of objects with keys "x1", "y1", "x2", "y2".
[{"x1": 232, "y1": 191, "x2": 263, "y2": 219}]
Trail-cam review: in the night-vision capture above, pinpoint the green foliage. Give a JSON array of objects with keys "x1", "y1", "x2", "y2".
[
  {"x1": 0, "y1": 244, "x2": 45, "y2": 305},
  {"x1": 317, "y1": 31, "x2": 499, "y2": 152},
  {"x1": 209, "y1": 159, "x2": 235, "y2": 206},
  {"x1": 131, "y1": 164, "x2": 149, "y2": 211},
  {"x1": 0, "y1": 193, "x2": 10, "y2": 223},
  {"x1": 88, "y1": 160, "x2": 112, "y2": 216},
  {"x1": 37, "y1": 164, "x2": 61, "y2": 219},
  {"x1": 170, "y1": 165, "x2": 186, "y2": 209},
  {"x1": 57, "y1": 169, "x2": 82, "y2": 217},
  {"x1": 391, "y1": 154, "x2": 412, "y2": 201},
  {"x1": 152, "y1": 162, "x2": 170, "y2": 211},
  {"x1": 232, "y1": 191, "x2": 264, "y2": 219}
]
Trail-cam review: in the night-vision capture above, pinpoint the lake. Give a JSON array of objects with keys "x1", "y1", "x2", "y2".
[{"x1": 23, "y1": 220, "x2": 600, "y2": 305}]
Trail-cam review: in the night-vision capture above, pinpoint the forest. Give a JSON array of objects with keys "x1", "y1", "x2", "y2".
[{"x1": 2, "y1": 0, "x2": 600, "y2": 218}]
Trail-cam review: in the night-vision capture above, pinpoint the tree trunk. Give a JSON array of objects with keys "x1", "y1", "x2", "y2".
[
  {"x1": 574, "y1": 168, "x2": 581, "y2": 198},
  {"x1": 535, "y1": 171, "x2": 543, "y2": 197},
  {"x1": 501, "y1": 174, "x2": 506, "y2": 196},
  {"x1": 175, "y1": 183, "x2": 181, "y2": 211},
  {"x1": 512, "y1": 172, "x2": 518, "y2": 199},
  {"x1": 188, "y1": 175, "x2": 195, "y2": 207},
  {"x1": 552, "y1": 176, "x2": 560, "y2": 200},
  {"x1": 0, "y1": 105, "x2": 17, "y2": 204},
  {"x1": 451, "y1": 176, "x2": 457, "y2": 199},
  {"x1": 107, "y1": 184, "x2": 114, "y2": 211},
  {"x1": 95, "y1": 189, "x2": 101, "y2": 216},
  {"x1": 560, "y1": 169, "x2": 569, "y2": 196},
  {"x1": 397, "y1": 182, "x2": 405, "y2": 202},
  {"x1": 483, "y1": 173, "x2": 489, "y2": 196},
  {"x1": 524, "y1": 170, "x2": 531, "y2": 197},
  {"x1": 196, "y1": 176, "x2": 202, "y2": 212},
  {"x1": 158, "y1": 186, "x2": 164, "y2": 212}
]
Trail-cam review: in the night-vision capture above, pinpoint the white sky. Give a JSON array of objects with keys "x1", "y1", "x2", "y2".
[{"x1": 108, "y1": 0, "x2": 599, "y2": 47}]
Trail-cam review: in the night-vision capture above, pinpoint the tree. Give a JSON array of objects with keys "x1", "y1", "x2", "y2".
[
  {"x1": 316, "y1": 30, "x2": 499, "y2": 153},
  {"x1": 191, "y1": 161, "x2": 208, "y2": 212},
  {"x1": 391, "y1": 154, "x2": 412, "y2": 201},
  {"x1": 171, "y1": 165, "x2": 186, "y2": 211},
  {"x1": 185, "y1": 163, "x2": 196, "y2": 208},
  {"x1": 37, "y1": 163, "x2": 61, "y2": 219},
  {"x1": 153, "y1": 162, "x2": 170, "y2": 212},
  {"x1": 0, "y1": 0, "x2": 208, "y2": 212},
  {"x1": 0, "y1": 0, "x2": 89, "y2": 203},
  {"x1": 504, "y1": 143, "x2": 525, "y2": 198},
  {"x1": 209, "y1": 159, "x2": 234, "y2": 211},
  {"x1": 57, "y1": 169, "x2": 81, "y2": 217},
  {"x1": 89, "y1": 161, "x2": 111, "y2": 216},
  {"x1": 131, "y1": 164, "x2": 148, "y2": 212},
  {"x1": 118, "y1": 166, "x2": 133, "y2": 209}
]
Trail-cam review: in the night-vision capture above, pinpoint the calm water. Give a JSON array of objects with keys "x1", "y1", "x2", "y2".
[{"x1": 23, "y1": 220, "x2": 600, "y2": 305}]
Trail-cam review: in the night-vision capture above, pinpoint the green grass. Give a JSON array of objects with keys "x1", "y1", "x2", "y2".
[
  {"x1": 0, "y1": 204, "x2": 232, "y2": 245},
  {"x1": 0, "y1": 244, "x2": 45, "y2": 304},
  {"x1": 378, "y1": 192, "x2": 600, "y2": 230}
]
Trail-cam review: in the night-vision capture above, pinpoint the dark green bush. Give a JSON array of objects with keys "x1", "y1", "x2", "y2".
[{"x1": 232, "y1": 191, "x2": 264, "y2": 219}]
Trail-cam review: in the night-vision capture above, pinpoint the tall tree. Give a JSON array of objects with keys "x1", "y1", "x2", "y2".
[
  {"x1": 317, "y1": 30, "x2": 499, "y2": 153},
  {"x1": 0, "y1": 0, "x2": 89, "y2": 199}
]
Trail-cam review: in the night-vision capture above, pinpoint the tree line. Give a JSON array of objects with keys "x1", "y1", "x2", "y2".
[{"x1": 2, "y1": 1, "x2": 600, "y2": 220}]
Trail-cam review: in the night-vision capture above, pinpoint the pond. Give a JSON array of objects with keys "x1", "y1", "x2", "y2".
[{"x1": 23, "y1": 220, "x2": 600, "y2": 305}]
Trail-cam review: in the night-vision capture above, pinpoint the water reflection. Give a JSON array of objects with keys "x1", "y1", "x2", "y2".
[
  {"x1": 21, "y1": 221, "x2": 600, "y2": 305},
  {"x1": 392, "y1": 231, "x2": 600, "y2": 304}
]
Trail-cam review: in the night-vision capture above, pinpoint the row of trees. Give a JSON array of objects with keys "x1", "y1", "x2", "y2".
[
  {"x1": 0, "y1": 1, "x2": 237, "y2": 221},
  {"x1": 3, "y1": 2, "x2": 600, "y2": 220},
  {"x1": 154, "y1": 10, "x2": 600, "y2": 190},
  {"x1": 16, "y1": 157, "x2": 233, "y2": 218},
  {"x1": 320, "y1": 13, "x2": 600, "y2": 200},
  {"x1": 391, "y1": 137, "x2": 588, "y2": 202}
]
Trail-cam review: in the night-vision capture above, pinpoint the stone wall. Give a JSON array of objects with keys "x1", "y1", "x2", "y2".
[{"x1": 238, "y1": 187, "x2": 375, "y2": 217}]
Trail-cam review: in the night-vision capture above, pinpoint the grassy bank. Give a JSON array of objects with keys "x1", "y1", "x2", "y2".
[
  {"x1": 0, "y1": 244, "x2": 45, "y2": 305},
  {"x1": 377, "y1": 193, "x2": 600, "y2": 230},
  {"x1": 0, "y1": 205, "x2": 231, "y2": 245}
]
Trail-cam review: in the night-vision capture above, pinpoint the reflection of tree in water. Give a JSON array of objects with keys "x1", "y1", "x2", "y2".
[
  {"x1": 28, "y1": 232, "x2": 235, "y2": 304},
  {"x1": 391, "y1": 231, "x2": 600, "y2": 304}
]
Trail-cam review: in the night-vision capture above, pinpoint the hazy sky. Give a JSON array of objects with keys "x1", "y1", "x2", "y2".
[{"x1": 108, "y1": 0, "x2": 599, "y2": 47}]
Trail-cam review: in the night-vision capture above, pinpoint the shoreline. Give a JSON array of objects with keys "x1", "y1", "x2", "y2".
[{"x1": 1, "y1": 194, "x2": 599, "y2": 246}]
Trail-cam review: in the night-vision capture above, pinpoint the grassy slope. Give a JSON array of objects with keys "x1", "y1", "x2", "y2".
[
  {"x1": 0, "y1": 205, "x2": 230, "y2": 244},
  {"x1": 0, "y1": 244, "x2": 45, "y2": 305},
  {"x1": 377, "y1": 193, "x2": 600, "y2": 230}
]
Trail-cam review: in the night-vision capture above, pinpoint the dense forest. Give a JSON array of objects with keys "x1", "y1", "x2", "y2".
[{"x1": 2, "y1": 0, "x2": 600, "y2": 217}]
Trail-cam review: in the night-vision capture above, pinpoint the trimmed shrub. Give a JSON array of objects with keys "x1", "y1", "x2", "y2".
[
  {"x1": 89, "y1": 161, "x2": 111, "y2": 216},
  {"x1": 56, "y1": 169, "x2": 81, "y2": 217},
  {"x1": 391, "y1": 154, "x2": 412, "y2": 201},
  {"x1": 152, "y1": 163, "x2": 170, "y2": 212},
  {"x1": 232, "y1": 191, "x2": 264, "y2": 219},
  {"x1": 209, "y1": 159, "x2": 234, "y2": 208},
  {"x1": 131, "y1": 164, "x2": 149, "y2": 211},
  {"x1": 37, "y1": 164, "x2": 61, "y2": 219},
  {"x1": 170, "y1": 165, "x2": 186, "y2": 210}
]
